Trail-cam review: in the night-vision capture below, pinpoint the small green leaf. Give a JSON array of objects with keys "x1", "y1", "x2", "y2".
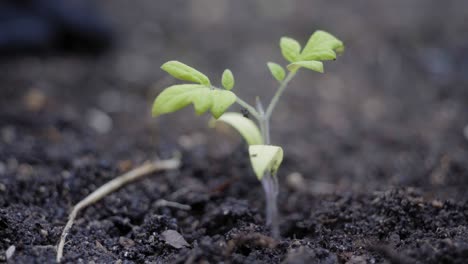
[
  {"x1": 211, "y1": 112, "x2": 263, "y2": 145},
  {"x1": 249, "y1": 145, "x2": 284, "y2": 180},
  {"x1": 161, "y1": 61, "x2": 211, "y2": 86},
  {"x1": 300, "y1": 30, "x2": 344, "y2": 61},
  {"x1": 221, "y1": 69, "x2": 235, "y2": 90},
  {"x1": 267, "y1": 62, "x2": 285, "y2": 82},
  {"x1": 280, "y1": 37, "x2": 301, "y2": 63},
  {"x1": 210, "y1": 90, "x2": 237, "y2": 118},
  {"x1": 287, "y1": 61, "x2": 324, "y2": 73},
  {"x1": 152, "y1": 84, "x2": 236, "y2": 118}
]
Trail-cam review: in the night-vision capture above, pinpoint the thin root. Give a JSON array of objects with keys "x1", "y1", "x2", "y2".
[{"x1": 56, "y1": 158, "x2": 180, "y2": 263}]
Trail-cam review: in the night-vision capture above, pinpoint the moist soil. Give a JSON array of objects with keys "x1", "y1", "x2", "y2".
[{"x1": 1, "y1": 94, "x2": 468, "y2": 264}]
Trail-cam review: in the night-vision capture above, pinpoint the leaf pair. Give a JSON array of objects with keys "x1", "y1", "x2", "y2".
[
  {"x1": 152, "y1": 84, "x2": 236, "y2": 119},
  {"x1": 213, "y1": 112, "x2": 283, "y2": 180},
  {"x1": 268, "y1": 30, "x2": 344, "y2": 79},
  {"x1": 153, "y1": 61, "x2": 237, "y2": 119}
]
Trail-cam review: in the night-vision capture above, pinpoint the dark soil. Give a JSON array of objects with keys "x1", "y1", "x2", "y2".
[
  {"x1": 2, "y1": 104, "x2": 468, "y2": 264},
  {"x1": 2, "y1": 1, "x2": 468, "y2": 263}
]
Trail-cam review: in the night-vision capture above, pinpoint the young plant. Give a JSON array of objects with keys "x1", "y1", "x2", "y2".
[{"x1": 152, "y1": 30, "x2": 344, "y2": 238}]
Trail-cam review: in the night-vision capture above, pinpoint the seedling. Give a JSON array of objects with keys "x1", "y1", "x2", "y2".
[{"x1": 152, "y1": 30, "x2": 344, "y2": 238}]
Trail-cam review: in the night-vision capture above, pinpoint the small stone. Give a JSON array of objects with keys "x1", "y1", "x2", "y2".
[
  {"x1": 5, "y1": 245, "x2": 15, "y2": 260},
  {"x1": 23, "y1": 89, "x2": 47, "y2": 111},
  {"x1": 161, "y1": 230, "x2": 189, "y2": 249},
  {"x1": 61, "y1": 170, "x2": 72, "y2": 179},
  {"x1": 86, "y1": 108, "x2": 113, "y2": 134},
  {"x1": 40, "y1": 229, "x2": 48, "y2": 237},
  {"x1": 286, "y1": 172, "x2": 305, "y2": 191},
  {"x1": 431, "y1": 200, "x2": 443, "y2": 208},
  {"x1": 119, "y1": 237, "x2": 135, "y2": 248},
  {"x1": 389, "y1": 233, "x2": 400, "y2": 245}
]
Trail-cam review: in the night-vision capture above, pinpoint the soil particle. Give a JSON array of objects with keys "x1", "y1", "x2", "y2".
[{"x1": 161, "y1": 230, "x2": 190, "y2": 249}]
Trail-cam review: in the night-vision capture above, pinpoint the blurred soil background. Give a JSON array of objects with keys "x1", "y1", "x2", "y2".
[
  {"x1": 1, "y1": 0, "x2": 468, "y2": 263},
  {"x1": 2, "y1": 0, "x2": 468, "y2": 196}
]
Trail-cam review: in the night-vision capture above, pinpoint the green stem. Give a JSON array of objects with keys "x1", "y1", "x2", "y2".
[
  {"x1": 212, "y1": 86, "x2": 261, "y2": 121},
  {"x1": 235, "y1": 97, "x2": 261, "y2": 121},
  {"x1": 265, "y1": 71, "x2": 296, "y2": 119}
]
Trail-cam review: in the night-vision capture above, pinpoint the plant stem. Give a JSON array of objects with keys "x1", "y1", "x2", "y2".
[
  {"x1": 257, "y1": 71, "x2": 296, "y2": 238},
  {"x1": 256, "y1": 96, "x2": 280, "y2": 238},
  {"x1": 235, "y1": 97, "x2": 261, "y2": 121},
  {"x1": 265, "y1": 71, "x2": 296, "y2": 119},
  {"x1": 212, "y1": 86, "x2": 261, "y2": 121}
]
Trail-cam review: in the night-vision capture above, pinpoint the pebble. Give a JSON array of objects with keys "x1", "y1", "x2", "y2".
[
  {"x1": 119, "y1": 237, "x2": 135, "y2": 248},
  {"x1": 161, "y1": 230, "x2": 190, "y2": 249},
  {"x1": 61, "y1": 170, "x2": 72, "y2": 179},
  {"x1": 431, "y1": 200, "x2": 444, "y2": 208},
  {"x1": 389, "y1": 233, "x2": 401, "y2": 245},
  {"x1": 5, "y1": 245, "x2": 15, "y2": 260},
  {"x1": 286, "y1": 172, "x2": 305, "y2": 191},
  {"x1": 23, "y1": 89, "x2": 47, "y2": 112},
  {"x1": 40, "y1": 229, "x2": 48, "y2": 237},
  {"x1": 86, "y1": 108, "x2": 113, "y2": 134}
]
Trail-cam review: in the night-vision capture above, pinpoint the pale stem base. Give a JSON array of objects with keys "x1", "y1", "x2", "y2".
[
  {"x1": 238, "y1": 71, "x2": 296, "y2": 239},
  {"x1": 258, "y1": 106, "x2": 280, "y2": 238}
]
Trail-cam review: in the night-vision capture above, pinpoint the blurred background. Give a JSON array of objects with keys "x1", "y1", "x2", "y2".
[{"x1": 1, "y1": 0, "x2": 468, "y2": 197}]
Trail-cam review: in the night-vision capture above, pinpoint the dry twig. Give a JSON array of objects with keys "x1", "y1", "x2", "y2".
[{"x1": 56, "y1": 158, "x2": 180, "y2": 262}]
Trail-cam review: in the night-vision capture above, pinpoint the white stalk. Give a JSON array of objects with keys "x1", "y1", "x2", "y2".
[{"x1": 234, "y1": 71, "x2": 296, "y2": 239}]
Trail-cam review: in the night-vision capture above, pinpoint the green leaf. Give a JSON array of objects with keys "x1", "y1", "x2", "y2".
[
  {"x1": 221, "y1": 69, "x2": 235, "y2": 90},
  {"x1": 210, "y1": 90, "x2": 237, "y2": 118},
  {"x1": 267, "y1": 62, "x2": 285, "y2": 82},
  {"x1": 287, "y1": 61, "x2": 324, "y2": 73},
  {"x1": 152, "y1": 84, "x2": 236, "y2": 118},
  {"x1": 249, "y1": 145, "x2": 284, "y2": 180},
  {"x1": 161, "y1": 61, "x2": 211, "y2": 86},
  {"x1": 210, "y1": 112, "x2": 263, "y2": 145},
  {"x1": 280, "y1": 37, "x2": 301, "y2": 63},
  {"x1": 300, "y1": 30, "x2": 344, "y2": 61}
]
